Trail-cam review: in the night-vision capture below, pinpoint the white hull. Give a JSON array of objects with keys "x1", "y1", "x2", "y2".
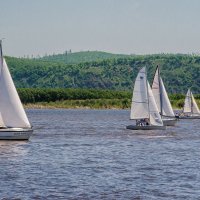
[
  {"x1": 126, "y1": 125, "x2": 166, "y2": 130},
  {"x1": 0, "y1": 128, "x2": 33, "y2": 140},
  {"x1": 179, "y1": 115, "x2": 200, "y2": 119},
  {"x1": 162, "y1": 118, "x2": 177, "y2": 126}
]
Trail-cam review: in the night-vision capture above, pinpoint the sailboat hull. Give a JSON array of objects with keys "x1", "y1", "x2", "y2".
[
  {"x1": 162, "y1": 118, "x2": 177, "y2": 126},
  {"x1": 179, "y1": 115, "x2": 200, "y2": 119},
  {"x1": 126, "y1": 125, "x2": 166, "y2": 130},
  {"x1": 0, "y1": 128, "x2": 33, "y2": 140}
]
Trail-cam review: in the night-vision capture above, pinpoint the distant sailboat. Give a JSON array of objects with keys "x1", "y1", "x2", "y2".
[
  {"x1": 0, "y1": 40, "x2": 33, "y2": 139},
  {"x1": 180, "y1": 89, "x2": 200, "y2": 119},
  {"x1": 126, "y1": 67, "x2": 165, "y2": 130},
  {"x1": 151, "y1": 66, "x2": 178, "y2": 126}
]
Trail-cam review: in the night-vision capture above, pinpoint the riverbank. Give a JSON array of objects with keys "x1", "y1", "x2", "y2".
[{"x1": 23, "y1": 98, "x2": 192, "y2": 110}]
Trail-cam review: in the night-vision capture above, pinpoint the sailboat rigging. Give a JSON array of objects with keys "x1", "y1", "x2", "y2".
[
  {"x1": 180, "y1": 89, "x2": 200, "y2": 119},
  {"x1": 151, "y1": 66, "x2": 177, "y2": 126},
  {"x1": 127, "y1": 66, "x2": 165, "y2": 130}
]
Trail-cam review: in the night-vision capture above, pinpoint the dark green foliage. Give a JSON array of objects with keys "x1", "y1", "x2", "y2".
[
  {"x1": 5, "y1": 52, "x2": 200, "y2": 93},
  {"x1": 18, "y1": 88, "x2": 131, "y2": 103},
  {"x1": 38, "y1": 51, "x2": 128, "y2": 64}
]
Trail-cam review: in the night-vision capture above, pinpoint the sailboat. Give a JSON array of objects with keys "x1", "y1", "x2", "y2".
[
  {"x1": 126, "y1": 67, "x2": 165, "y2": 130},
  {"x1": 151, "y1": 66, "x2": 178, "y2": 126},
  {"x1": 0, "y1": 40, "x2": 33, "y2": 140},
  {"x1": 179, "y1": 89, "x2": 200, "y2": 119}
]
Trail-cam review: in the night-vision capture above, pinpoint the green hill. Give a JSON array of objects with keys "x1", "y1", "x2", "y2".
[
  {"x1": 5, "y1": 52, "x2": 200, "y2": 94},
  {"x1": 38, "y1": 51, "x2": 128, "y2": 64}
]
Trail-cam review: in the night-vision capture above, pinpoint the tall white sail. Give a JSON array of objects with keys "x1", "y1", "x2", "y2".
[
  {"x1": 183, "y1": 89, "x2": 192, "y2": 113},
  {"x1": 151, "y1": 67, "x2": 161, "y2": 110},
  {"x1": 152, "y1": 67, "x2": 174, "y2": 117},
  {"x1": 130, "y1": 67, "x2": 149, "y2": 119},
  {"x1": 0, "y1": 43, "x2": 31, "y2": 128},
  {"x1": 147, "y1": 82, "x2": 163, "y2": 126},
  {"x1": 159, "y1": 78, "x2": 174, "y2": 117},
  {"x1": 191, "y1": 92, "x2": 200, "y2": 114}
]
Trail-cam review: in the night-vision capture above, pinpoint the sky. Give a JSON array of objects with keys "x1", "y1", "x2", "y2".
[{"x1": 0, "y1": 0, "x2": 200, "y2": 57}]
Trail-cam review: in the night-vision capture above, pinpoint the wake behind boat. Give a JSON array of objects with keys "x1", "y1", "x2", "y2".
[
  {"x1": 126, "y1": 67, "x2": 166, "y2": 130},
  {"x1": 0, "y1": 40, "x2": 33, "y2": 140},
  {"x1": 179, "y1": 89, "x2": 200, "y2": 119},
  {"x1": 151, "y1": 66, "x2": 178, "y2": 126}
]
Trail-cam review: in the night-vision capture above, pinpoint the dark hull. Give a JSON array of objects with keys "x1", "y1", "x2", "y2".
[{"x1": 126, "y1": 125, "x2": 166, "y2": 130}]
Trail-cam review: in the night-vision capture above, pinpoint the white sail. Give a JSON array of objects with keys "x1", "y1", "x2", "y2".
[
  {"x1": 0, "y1": 57, "x2": 31, "y2": 128},
  {"x1": 183, "y1": 89, "x2": 192, "y2": 113},
  {"x1": 130, "y1": 67, "x2": 149, "y2": 119},
  {"x1": 0, "y1": 113, "x2": 5, "y2": 127},
  {"x1": 152, "y1": 67, "x2": 174, "y2": 117},
  {"x1": 191, "y1": 92, "x2": 200, "y2": 114},
  {"x1": 159, "y1": 78, "x2": 174, "y2": 117},
  {"x1": 151, "y1": 67, "x2": 161, "y2": 110},
  {"x1": 147, "y1": 82, "x2": 163, "y2": 126}
]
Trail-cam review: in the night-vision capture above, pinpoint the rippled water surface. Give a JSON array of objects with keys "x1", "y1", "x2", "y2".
[{"x1": 0, "y1": 109, "x2": 200, "y2": 199}]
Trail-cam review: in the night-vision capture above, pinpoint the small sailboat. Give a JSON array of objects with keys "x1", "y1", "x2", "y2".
[
  {"x1": 0, "y1": 40, "x2": 33, "y2": 140},
  {"x1": 151, "y1": 66, "x2": 178, "y2": 126},
  {"x1": 179, "y1": 89, "x2": 200, "y2": 119},
  {"x1": 126, "y1": 67, "x2": 165, "y2": 130}
]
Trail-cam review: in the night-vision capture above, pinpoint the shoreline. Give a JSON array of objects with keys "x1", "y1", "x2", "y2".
[
  {"x1": 23, "y1": 104, "x2": 128, "y2": 110},
  {"x1": 24, "y1": 103, "x2": 182, "y2": 110}
]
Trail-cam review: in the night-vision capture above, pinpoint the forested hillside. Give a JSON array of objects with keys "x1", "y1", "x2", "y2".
[
  {"x1": 6, "y1": 52, "x2": 200, "y2": 93},
  {"x1": 38, "y1": 51, "x2": 128, "y2": 64}
]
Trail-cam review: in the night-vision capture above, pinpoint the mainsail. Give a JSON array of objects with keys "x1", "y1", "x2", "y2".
[
  {"x1": 191, "y1": 94, "x2": 200, "y2": 114},
  {"x1": 183, "y1": 89, "x2": 192, "y2": 113},
  {"x1": 130, "y1": 67, "x2": 163, "y2": 126},
  {"x1": 152, "y1": 66, "x2": 174, "y2": 117},
  {"x1": 130, "y1": 67, "x2": 149, "y2": 120},
  {"x1": 183, "y1": 89, "x2": 200, "y2": 115},
  {"x1": 0, "y1": 41, "x2": 31, "y2": 128}
]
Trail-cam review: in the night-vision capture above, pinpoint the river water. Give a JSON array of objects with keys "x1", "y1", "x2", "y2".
[{"x1": 0, "y1": 109, "x2": 199, "y2": 199}]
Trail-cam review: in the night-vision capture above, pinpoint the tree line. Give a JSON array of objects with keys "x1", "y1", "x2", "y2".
[{"x1": 18, "y1": 88, "x2": 131, "y2": 103}]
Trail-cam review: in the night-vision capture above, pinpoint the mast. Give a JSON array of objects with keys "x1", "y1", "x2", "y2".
[
  {"x1": 0, "y1": 40, "x2": 3, "y2": 67},
  {"x1": 190, "y1": 89, "x2": 193, "y2": 114},
  {"x1": 145, "y1": 67, "x2": 150, "y2": 122}
]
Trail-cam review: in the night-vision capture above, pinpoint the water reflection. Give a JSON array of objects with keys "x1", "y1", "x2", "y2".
[{"x1": 0, "y1": 141, "x2": 29, "y2": 158}]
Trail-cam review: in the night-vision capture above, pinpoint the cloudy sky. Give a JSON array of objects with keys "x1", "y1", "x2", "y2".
[{"x1": 0, "y1": 0, "x2": 199, "y2": 56}]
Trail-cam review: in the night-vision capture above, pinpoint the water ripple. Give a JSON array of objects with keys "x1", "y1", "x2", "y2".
[{"x1": 0, "y1": 109, "x2": 199, "y2": 199}]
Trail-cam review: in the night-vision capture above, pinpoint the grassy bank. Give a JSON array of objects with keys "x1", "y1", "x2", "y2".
[
  {"x1": 23, "y1": 98, "x2": 200, "y2": 109},
  {"x1": 24, "y1": 99, "x2": 129, "y2": 109}
]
